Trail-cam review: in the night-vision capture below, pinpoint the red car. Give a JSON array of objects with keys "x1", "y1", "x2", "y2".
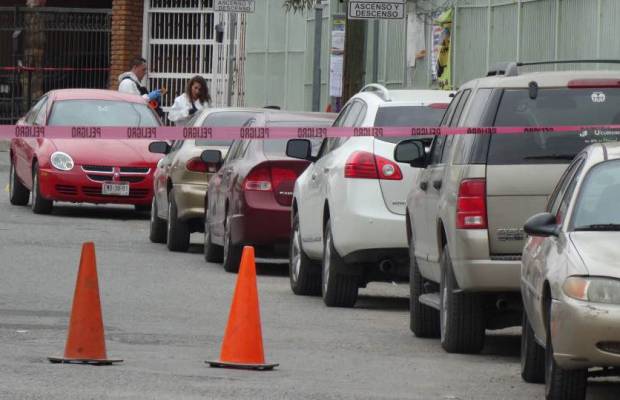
[
  {"x1": 8, "y1": 89, "x2": 163, "y2": 214},
  {"x1": 202, "y1": 111, "x2": 336, "y2": 272}
]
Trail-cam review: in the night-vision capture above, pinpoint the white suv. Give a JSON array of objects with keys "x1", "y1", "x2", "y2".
[{"x1": 285, "y1": 85, "x2": 453, "y2": 307}]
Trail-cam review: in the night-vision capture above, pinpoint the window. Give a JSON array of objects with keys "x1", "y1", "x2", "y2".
[
  {"x1": 449, "y1": 89, "x2": 470, "y2": 126},
  {"x1": 557, "y1": 163, "x2": 584, "y2": 225},
  {"x1": 203, "y1": 111, "x2": 259, "y2": 127},
  {"x1": 489, "y1": 88, "x2": 620, "y2": 165},
  {"x1": 343, "y1": 101, "x2": 364, "y2": 127},
  {"x1": 462, "y1": 88, "x2": 493, "y2": 126},
  {"x1": 429, "y1": 136, "x2": 447, "y2": 165},
  {"x1": 48, "y1": 100, "x2": 159, "y2": 127},
  {"x1": 440, "y1": 91, "x2": 462, "y2": 126},
  {"x1": 26, "y1": 97, "x2": 47, "y2": 125},
  {"x1": 441, "y1": 135, "x2": 455, "y2": 163},
  {"x1": 548, "y1": 158, "x2": 584, "y2": 217},
  {"x1": 572, "y1": 160, "x2": 620, "y2": 229},
  {"x1": 34, "y1": 98, "x2": 49, "y2": 126},
  {"x1": 332, "y1": 104, "x2": 352, "y2": 127}
]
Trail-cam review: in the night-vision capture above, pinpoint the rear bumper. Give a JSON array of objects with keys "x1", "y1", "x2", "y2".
[
  {"x1": 38, "y1": 167, "x2": 153, "y2": 205},
  {"x1": 551, "y1": 298, "x2": 620, "y2": 369},
  {"x1": 172, "y1": 182, "x2": 207, "y2": 222},
  {"x1": 330, "y1": 180, "x2": 407, "y2": 257},
  {"x1": 230, "y1": 191, "x2": 292, "y2": 246},
  {"x1": 451, "y1": 229, "x2": 521, "y2": 291}
]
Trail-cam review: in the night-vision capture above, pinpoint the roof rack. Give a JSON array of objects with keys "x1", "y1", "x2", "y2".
[
  {"x1": 487, "y1": 59, "x2": 620, "y2": 77},
  {"x1": 360, "y1": 84, "x2": 391, "y2": 102}
]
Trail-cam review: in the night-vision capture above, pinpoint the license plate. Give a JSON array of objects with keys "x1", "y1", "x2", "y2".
[{"x1": 102, "y1": 182, "x2": 130, "y2": 196}]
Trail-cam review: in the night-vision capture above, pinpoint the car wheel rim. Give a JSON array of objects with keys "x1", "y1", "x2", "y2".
[
  {"x1": 291, "y1": 227, "x2": 301, "y2": 283},
  {"x1": 323, "y1": 232, "x2": 331, "y2": 294}
]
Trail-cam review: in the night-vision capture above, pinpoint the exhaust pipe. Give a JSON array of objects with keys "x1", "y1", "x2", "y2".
[
  {"x1": 496, "y1": 298, "x2": 508, "y2": 311},
  {"x1": 379, "y1": 259, "x2": 394, "y2": 273}
]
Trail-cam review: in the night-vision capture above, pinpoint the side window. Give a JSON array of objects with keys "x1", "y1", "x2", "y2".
[
  {"x1": 237, "y1": 141, "x2": 251, "y2": 159},
  {"x1": 332, "y1": 104, "x2": 352, "y2": 127},
  {"x1": 34, "y1": 99, "x2": 49, "y2": 125},
  {"x1": 548, "y1": 159, "x2": 584, "y2": 216},
  {"x1": 224, "y1": 141, "x2": 241, "y2": 163},
  {"x1": 343, "y1": 101, "x2": 363, "y2": 127},
  {"x1": 170, "y1": 140, "x2": 184, "y2": 153},
  {"x1": 440, "y1": 91, "x2": 462, "y2": 126},
  {"x1": 27, "y1": 97, "x2": 47, "y2": 124},
  {"x1": 429, "y1": 136, "x2": 447, "y2": 165},
  {"x1": 441, "y1": 135, "x2": 455, "y2": 163},
  {"x1": 318, "y1": 138, "x2": 339, "y2": 158},
  {"x1": 449, "y1": 89, "x2": 471, "y2": 126},
  {"x1": 557, "y1": 163, "x2": 584, "y2": 225},
  {"x1": 352, "y1": 101, "x2": 368, "y2": 127},
  {"x1": 462, "y1": 88, "x2": 493, "y2": 126}
]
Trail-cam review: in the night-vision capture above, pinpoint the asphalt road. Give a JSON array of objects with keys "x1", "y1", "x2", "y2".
[{"x1": 0, "y1": 151, "x2": 618, "y2": 400}]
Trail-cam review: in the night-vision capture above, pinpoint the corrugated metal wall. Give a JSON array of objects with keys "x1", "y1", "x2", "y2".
[
  {"x1": 244, "y1": 0, "x2": 407, "y2": 111},
  {"x1": 453, "y1": 0, "x2": 620, "y2": 87}
]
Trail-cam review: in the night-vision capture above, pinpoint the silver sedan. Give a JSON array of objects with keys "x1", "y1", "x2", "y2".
[{"x1": 520, "y1": 141, "x2": 620, "y2": 400}]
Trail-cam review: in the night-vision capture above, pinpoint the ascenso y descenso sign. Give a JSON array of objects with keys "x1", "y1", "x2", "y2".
[
  {"x1": 213, "y1": 0, "x2": 255, "y2": 13},
  {"x1": 348, "y1": 0, "x2": 406, "y2": 20}
]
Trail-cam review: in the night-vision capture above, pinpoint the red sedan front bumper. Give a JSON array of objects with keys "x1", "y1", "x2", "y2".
[{"x1": 38, "y1": 165, "x2": 154, "y2": 206}]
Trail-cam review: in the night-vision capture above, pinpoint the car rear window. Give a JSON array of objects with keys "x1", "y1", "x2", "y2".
[
  {"x1": 195, "y1": 140, "x2": 233, "y2": 147},
  {"x1": 488, "y1": 88, "x2": 620, "y2": 165},
  {"x1": 48, "y1": 100, "x2": 160, "y2": 126},
  {"x1": 374, "y1": 105, "x2": 447, "y2": 143}
]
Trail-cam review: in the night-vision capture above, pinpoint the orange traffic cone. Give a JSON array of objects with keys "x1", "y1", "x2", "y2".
[
  {"x1": 48, "y1": 242, "x2": 122, "y2": 365},
  {"x1": 206, "y1": 246, "x2": 278, "y2": 371}
]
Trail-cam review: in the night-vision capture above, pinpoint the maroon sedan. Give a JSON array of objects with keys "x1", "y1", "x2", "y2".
[{"x1": 202, "y1": 111, "x2": 336, "y2": 272}]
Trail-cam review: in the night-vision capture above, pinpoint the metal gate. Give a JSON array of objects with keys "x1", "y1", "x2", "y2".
[
  {"x1": 142, "y1": 0, "x2": 246, "y2": 113},
  {"x1": 0, "y1": 6, "x2": 112, "y2": 124}
]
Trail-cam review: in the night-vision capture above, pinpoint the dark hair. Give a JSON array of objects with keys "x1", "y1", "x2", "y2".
[
  {"x1": 186, "y1": 75, "x2": 211, "y2": 105},
  {"x1": 130, "y1": 57, "x2": 147, "y2": 69}
]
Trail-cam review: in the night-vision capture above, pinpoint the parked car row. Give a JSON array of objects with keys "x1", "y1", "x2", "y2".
[{"x1": 8, "y1": 63, "x2": 620, "y2": 400}]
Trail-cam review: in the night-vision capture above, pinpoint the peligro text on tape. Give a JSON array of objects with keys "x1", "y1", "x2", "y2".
[{"x1": 3, "y1": 124, "x2": 620, "y2": 140}]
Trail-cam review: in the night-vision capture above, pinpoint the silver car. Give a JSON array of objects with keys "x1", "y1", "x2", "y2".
[{"x1": 521, "y1": 142, "x2": 620, "y2": 400}]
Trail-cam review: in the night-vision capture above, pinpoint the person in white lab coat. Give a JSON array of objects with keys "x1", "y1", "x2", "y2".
[
  {"x1": 118, "y1": 56, "x2": 165, "y2": 118},
  {"x1": 168, "y1": 76, "x2": 211, "y2": 126}
]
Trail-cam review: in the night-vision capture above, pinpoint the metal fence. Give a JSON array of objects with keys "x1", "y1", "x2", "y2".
[{"x1": 0, "y1": 6, "x2": 112, "y2": 124}]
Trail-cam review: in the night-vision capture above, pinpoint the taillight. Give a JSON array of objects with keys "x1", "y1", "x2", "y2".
[
  {"x1": 244, "y1": 167, "x2": 272, "y2": 191},
  {"x1": 456, "y1": 179, "x2": 487, "y2": 229},
  {"x1": 344, "y1": 151, "x2": 402, "y2": 180},
  {"x1": 186, "y1": 157, "x2": 209, "y2": 173},
  {"x1": 243, "y1": 164, "x2": 300, "y2": 206}
]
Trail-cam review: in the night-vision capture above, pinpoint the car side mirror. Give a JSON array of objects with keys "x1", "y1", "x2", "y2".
[
  {"x1": 394, "y1": 139, "x2": 428, "y2": 168},
  {"x1": 524, "y1": 212, "x2": 559, "y2": 237},
  {"x1": 286, "y1": 139, "x2": 313, "y2": 161},
  {"x1": 200, "y1": 149, "x2": 223, "y2": 171},
  {"x1": 149, "y1": 141, "x2": 171, "y2": 154}
]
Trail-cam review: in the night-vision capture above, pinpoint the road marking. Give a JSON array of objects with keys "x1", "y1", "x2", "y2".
[{"x1": 4, "y1": 184, "x2": 8, "y2": 193}]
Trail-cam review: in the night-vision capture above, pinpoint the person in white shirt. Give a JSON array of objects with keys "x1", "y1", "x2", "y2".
[
  {"x1": 118, "y1": 56, "x2": 165, "y2": 118},
  {"x1": 168, "y1": 75, "x2": 211, "y2": 126}
]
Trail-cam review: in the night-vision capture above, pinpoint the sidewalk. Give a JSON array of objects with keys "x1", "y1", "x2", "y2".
[{"x1": 0, "y1": 140, "x2": 8, "y2": 152}]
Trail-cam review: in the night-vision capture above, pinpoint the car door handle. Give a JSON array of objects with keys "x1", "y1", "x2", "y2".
[
  {"x1": 432, "y1": 180, "x2": 442, "y2": 190},
  {"x1": 419, "y1": 181, "x2": 428, "y2": 191}
]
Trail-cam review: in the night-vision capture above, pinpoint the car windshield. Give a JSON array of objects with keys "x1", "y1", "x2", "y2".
[
  {"x1": 488, "y1": 88, "x2": 620, "y2": 165},
  {"x1": 48, "y1": 100, "x2": 160, "y2": 126},
  {"x1": 571, "y1": 159, "x2": 620, "y2": 230},
  {"x1": 374, "y1": 105, "x2": 447, "y2": 143}
]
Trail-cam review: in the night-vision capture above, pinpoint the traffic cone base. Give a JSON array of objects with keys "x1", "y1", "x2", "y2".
[
  {"x1": 49, "y1": 242, "x2": 121, "y2": 366},
  {"x1": 48, "y1": 357, "x2": 122, "y2": 366},
  {"x1": 207, "y1": 246, "x2": 277, "y2": 371},
  {"x1": 205, "y1": 360, "x2": 278, "y2": 371}
]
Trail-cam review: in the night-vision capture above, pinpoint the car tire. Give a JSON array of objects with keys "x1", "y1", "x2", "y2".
[
  {"x1": 31, "y1": 163, "x2": 53, "y2": 214},
  {"x1": 289, "y1": 213, "x2": 321, "y2": 296},
  {"x1": 322, "y1": 220, "x2": 358, "y2": 308},
  {"x1": 521, "y1": 311, "x2": 545, "y2": 383},
  {"x1": 149, "y1": 196, "x2": 167, "y2": 244},
  {"x1": 9, "y1": 160, "x2": 30, "y2": 206},
  {"x1": 166, "y1": 189, "x2": 190, "y2": 252},
  {"x1": 204, "y1": 210, "x2": 223, "y2": 263},
  {"x1": 410, "y1": 241, "x2": 440, "y2": 338},
  {"x1": 439, "y1": 244, "x2": 485, "y2": 354},
  {"x1": 222, "y1": 214, "x2": 242, "y2": 273},
  {"x1": 544, "y1": 303, "x2": 587, "y2": 400}
]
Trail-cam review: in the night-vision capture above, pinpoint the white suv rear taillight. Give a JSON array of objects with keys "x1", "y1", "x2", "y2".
[
  {"x1": 456, "y1": 179, "x2": 487, "y2": 229},
  {"x1": 344, "y1": 151, "x2": 402, "y2": 180}
]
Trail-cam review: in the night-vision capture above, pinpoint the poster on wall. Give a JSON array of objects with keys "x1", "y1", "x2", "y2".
[
  {"x1": 431, "y1": 8, "x2": 452, "y2": 89},
  {"x1": 329, "y1": 15, "x2": 346, "y2": 98}
]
